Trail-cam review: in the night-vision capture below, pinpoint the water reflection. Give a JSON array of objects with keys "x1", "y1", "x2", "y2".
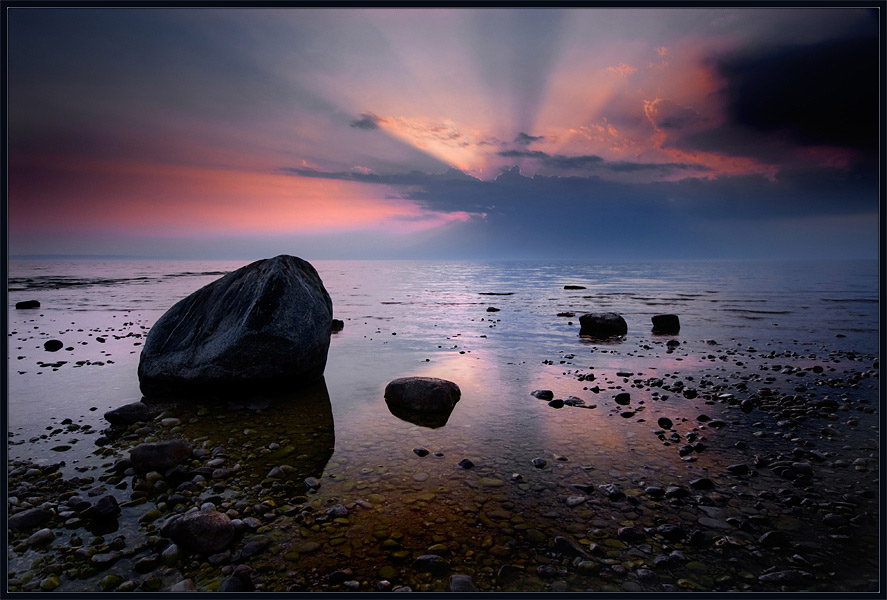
[
  {"x1": 172, "y1": 378, "x2": 336, "y2": 485},
  {"x1": 384, "y1": 399, "x2": 456, "y2": 428}
]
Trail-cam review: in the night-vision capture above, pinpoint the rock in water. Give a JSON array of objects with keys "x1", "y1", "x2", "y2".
[
  {"x1": 15, "y1": 300, "x2": 40, "y2": 309},
  {"x1": 652, "y1": 314, "x2": 680, "y2": 334},
  {"x1": 130, "y1": 440, "x2": 193, "y2": 473},
  {"x1": 138, "y1": 255, "x2": 332, "y2": 397},
  {"x1": 578, "y1": 313, "x2": 627, "y2": 338},
  {"x1": 168, "y1": 511, "x2": 235, "y2": 554},
  {"x1": 104, "y1": 402, "x2": 152, "y2": 425},
  {"x1": 384, "y1": 377, "x2": 461, "y2": 413}
]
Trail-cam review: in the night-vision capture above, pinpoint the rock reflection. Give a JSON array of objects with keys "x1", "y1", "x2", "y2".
[{"x1": 384, "y1": 399, "x2": 456, "y2": 429}]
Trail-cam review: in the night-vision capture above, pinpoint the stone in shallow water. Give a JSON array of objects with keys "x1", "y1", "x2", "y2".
[
  {"x1": 130, "y1": 439, "x2": 192, "y2": 473},
  {"x1": 579, "y1": 312, "x2": 627, "y2": 337},
  {"x1": 384, "y1": 377, "x2": 461, "y2": 413},
  {"x1": 652, "y1": 314, "x2": 680, "y2": 334},
  {"x1": 104, "y1": 402, "x2": 151, "y2": 425},
  {"x1": 449, "y1": 574, "x2": 477, "y2": 592},
  {"x1": 8, "y1": 507, "x2": 51, "y2": 531}
]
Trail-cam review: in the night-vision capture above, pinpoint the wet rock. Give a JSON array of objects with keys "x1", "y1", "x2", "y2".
[
  {"x1": 91, "y1": 552, "x2": 120, "y2": 570},
  {"x1": 548, "y1": 399, "x2": 564, "y2": 409},
  {"x1": 458, "y1": 458, "x2": 474, "y2": 469},
  {"x1": 652, "y1": 314, "x2": 680, "y2": 334},
  {"x1": 486, "y1": 306, "x2": 500, "y2": 312},
  {"x1": 617, "y1": 526, "x2": 645, "y2": 542},
  {"x1": 43, "y1": 340, "x2": 63, "y2": 352},
  {"x1": 241, "y1": 537, "x2": 271, "y2": 558},
  {"x1": 8, "y1": 507, "x2": 52, "y2": 531},
  {"x1": 26, "y1": 528, "x2": 55, "y2": 546},
  {"x1": 645, "y1": 486, "x2": 665, "y2": 499},
  {"x1": 104, "y1": 402, "x2": 151, "y2": 426},
  {"x1": 759, "y1": 530, "x2": 791, "y2": 548},
  {"x1": 532, "y1": 457, "x2": 548, "y2": 469},
  {"x1": 89, "y1": 495, "x2": 120, "y2": 522},
  {"x1": 168, "y1": 510, "x2": 235, "y2": 554},
  {"x1": 614, "y1": 393, "x2": 631, "y2": 405},
  {"x1": 726, "y1": 464, "x2": 750, "y2": 476},
  {"x1": 740, "y1": 399, "x2": 755, "y2": 413},
  {"x1": 758, "y1": 570, "x2": 812, "y2": 585},
  {"x1": 599, "y1": 483, "x2": 625, "y2": 501},
  {"x1": 15, "y1": 300, "x2": 40, "y2": 309},
  {"x1": 325, "y1": 504, "x2": 349, "y2": 518},
  {"x1": 220, "y1": 565, "x2": 255, "y2": 592},
  {"x1": 554, "y1": 536, "x2": 590, "y2": 558},
  {"x1": 579, "y1": 312, "x2": 627, "y2": 338},
  {"x1": 304, "y1": 477, "x2": 320, "y2": 490},
  {"x1": 384, "y1": 377, "x2": 461, "y2": 413},
  {"x1": 657, "y1": 524, "x2": 686, "y2": 541},
  {"x1": 564, "y1": 285, "x2": 586, "y2": 290},
  {"x1": 690, "y1": 478, "x2": 715, "y2": 491},
  {"x1": 331, "y1": 319, "x2": 345, "y2": 332},
  {"x1": 413, "y1": 447, "x2": 430, "y2": 457},
  {"x1": 130, "y1": 439, "x2": 192, "y2": 473},
  {"x1": 449, "y1": 574, "x2": 477, "y2": 592},
  {"x1": 139, "y1": 255, "x2": 333, "y2": 397},
  {"x1": 657, "y1": 417, "x2": 673, "y2": 429},
  {"x1": 531, "y1": 390, "x2": 554, "y2": 400},
  {"x1": 414, "y1": 554, "x2": 450, "y2": 575}
]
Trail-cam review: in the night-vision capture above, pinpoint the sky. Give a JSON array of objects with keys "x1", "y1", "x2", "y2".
[{"x1": 6, "y1": 7, "x2": 881, "y2": 260}]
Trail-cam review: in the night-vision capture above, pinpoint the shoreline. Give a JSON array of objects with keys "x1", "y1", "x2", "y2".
[{"x1": 7, "y1": 337, "x2": 880, "y2": 593}]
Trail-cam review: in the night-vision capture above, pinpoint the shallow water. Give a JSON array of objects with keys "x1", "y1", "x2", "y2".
[{"x1": 6, "y1": 258, "x2": 881, "y2": 592}]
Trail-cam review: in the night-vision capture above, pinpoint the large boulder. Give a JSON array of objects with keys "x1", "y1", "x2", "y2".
[
  {"x1": 652, "y1": 314, "x2": 680, "y2": 334},
  {"x1": 579, "y1": 312, "x2": 627, "y2": 338},
  {"x1": 138, "y1": 255, "x2": 332, "y2": 397}
]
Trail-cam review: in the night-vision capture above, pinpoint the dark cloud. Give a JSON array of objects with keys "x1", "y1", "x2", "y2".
[
  {"x1": 349, "y1": 113, "x2": 381, "y2": 130},
  {"x1": 497, "y1": 149, "x2": 706, "y2": 174},
  {"x1": 514, "y1": 132, "x2": 545, "y2": 145},
  {"x1": 712, "y1": 21, "x2": 878, "y2": 153},
  {"x1": 646, "y1": 99, "x2": 703, "y2": 130}
]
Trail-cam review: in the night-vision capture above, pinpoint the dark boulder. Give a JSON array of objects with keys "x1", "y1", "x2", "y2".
[
  {"x1": 88, "y1": 495, "x2": 121, "y2": 523},
  {"x1": 15, "y1": 300, "x2": 40, "y2": 309},
  {"x1": 130, "y1": 440, "x2": 192, "y2": 473},
  {"x1": 331, "y1": 319, "x2": 345, "y2": 332},
  {"x1": 579, "y1": 313, "x2": 627, "y2": 338},
  {"x1": 104, "y1": 402, "x2": 152, "y2": 426},
  {"x1": 168, "y1": 510, "x2": 235, "y2": 554},
  {"x1": 138, "y1": 255, "x2": 332, "y2": 398},
  {"x1": 652, "y1": 314, "x2": 680, "y2": 334},
  {"x1": 384, "y1": 377, "x2": 460, "y2": 413}
]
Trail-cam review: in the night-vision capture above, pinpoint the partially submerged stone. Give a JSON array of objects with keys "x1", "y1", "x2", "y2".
[
  {"x1": 168, "y1": 510, "x2": 235, "y2": 554},
  {"x1": 579, "y1": 312, "x2": 627, "y2": 338},
  {"x1": 138, "y1": 255, "x2": 332, "y2": 398},
  {"x1": 652, "y1": 313, "x2": 681, "y2": 334},
  {"x1": 130, "y1": 440, "x2": 193, "y2": 473}
]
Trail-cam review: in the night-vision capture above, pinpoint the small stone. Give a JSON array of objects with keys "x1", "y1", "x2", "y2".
[
  {"x1": 532, "y1": 457, "x2": 547, "y2": 469},
  {"x1": 26, "y1": 528, "x2": 55, "y2": 546},
  {"x1": 548, "y1": 399, "x2": 564, "y2": 408},
  {"x1": 657, "y1": 417, "x2": 673, "y2": 429},
  {"x1": 326, "y1": 504, "x2": 349, "y2": 518},
  {"x1": 457, "y1": 458, "x2": 474, "y2": 469},
  {"x1": 43, "y1": 340, "x2": 63, "y2": 352},
  {"x1": 531, "y1": 390, "x2": 554, "y2": 400},
  {"x1": 449, "y1": 574, "x2": 477, "y2": 592},
  {"x1": 414, "y1": 554, "x2": 450, "y2": 575},
  {"x1": 413, "y1": 447, "x2": 430, "y2": 457},
  {"x1": 614, "y1": 393, "x2": 631, "y2": 405}
]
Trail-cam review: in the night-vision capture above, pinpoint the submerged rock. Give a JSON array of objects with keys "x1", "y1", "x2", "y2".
[
  {"x1": 138, "y1": 255, "x2": 333, "y2": 398},
  {"x1": 652, "y1": 314, "x2": 681, "y2": 334},
  {"x1": 579, "y1": 313, "x2": 627, "y2": 338},
  {"x1": 130, "y1": 439, "x2": 193, "y2": 473}
]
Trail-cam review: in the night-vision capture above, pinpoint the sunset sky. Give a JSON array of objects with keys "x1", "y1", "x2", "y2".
[{"x1": 7, "y1": 7, "x2": 880, "y2": 259}]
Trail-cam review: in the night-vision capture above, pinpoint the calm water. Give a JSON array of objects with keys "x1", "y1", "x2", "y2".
[
  {"x1": 7, "y1": 258, "x2": 879, "y2": 466},
  {"x1": 5, "y1": 258, "x2": 881, "y2": 592}
]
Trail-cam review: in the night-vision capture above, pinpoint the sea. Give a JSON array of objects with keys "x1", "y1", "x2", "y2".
[{"x1": 5, "y1": 258, "x2": 882, "y2": 591}]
